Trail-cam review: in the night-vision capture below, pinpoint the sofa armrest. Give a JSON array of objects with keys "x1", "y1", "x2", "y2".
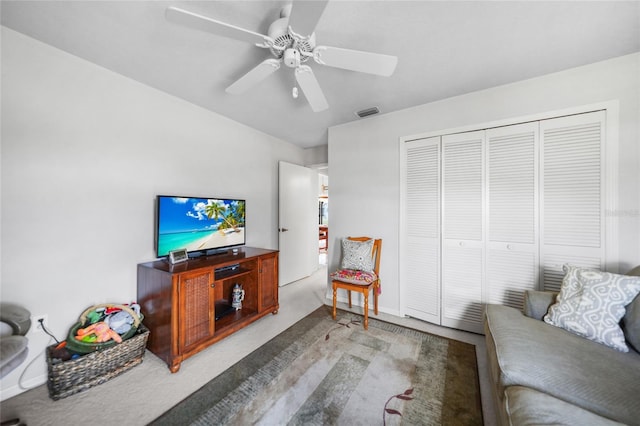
[
  {"x1": 523, "y1": 290, "x2": 558, "y2": 320},
  {"x1": 626, "y1": 265, "x2": 640, "y2": 277}
]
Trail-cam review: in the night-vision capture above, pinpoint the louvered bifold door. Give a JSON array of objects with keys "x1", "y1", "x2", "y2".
[
  {"x1": 441, "y1": 131, "x2": 485, "y2": 334},
  {"x1": 486, "y1": 123, "x2": 539, "y2": 311},
  {"x1": 540, "y1": 111, "x2": 605, "y2": 291},
  {"x1": 400, "y1": 137, "x2": 441, "y2": 324}
]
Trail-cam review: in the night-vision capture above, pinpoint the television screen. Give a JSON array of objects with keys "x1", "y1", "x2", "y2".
[{"x1": 156, "y1": 195, "x2": 246, "y2": 257}]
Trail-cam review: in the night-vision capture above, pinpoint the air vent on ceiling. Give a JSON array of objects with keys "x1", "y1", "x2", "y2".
[{"x1": 355, "y1": 107, "x2": 380, "y2": 118}]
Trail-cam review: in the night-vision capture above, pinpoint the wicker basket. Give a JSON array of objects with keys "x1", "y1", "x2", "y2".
[
  {"x1": 46, "y1": 323, "x2": 149, "y2": 400},
  {"x1": 65, "y1": 303, "x2": 142, "y2": 354}
]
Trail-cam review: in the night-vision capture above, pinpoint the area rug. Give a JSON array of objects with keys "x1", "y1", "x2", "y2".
[{"x1": 150, "y1": 306, "x2": 482, "y2": 425}]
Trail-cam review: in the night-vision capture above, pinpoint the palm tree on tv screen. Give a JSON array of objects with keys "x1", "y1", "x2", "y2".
[{"x1": 205, "y1": 200, "x2": 245, "y2": 232}]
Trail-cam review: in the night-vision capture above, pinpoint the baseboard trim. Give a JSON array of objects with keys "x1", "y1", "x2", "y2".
[
  {"x1": 324, "y1": 294, "x2": 401, "y2": 317},
  {"x1": 0, "y1": 374, "x2": 46, "y2": 402}
]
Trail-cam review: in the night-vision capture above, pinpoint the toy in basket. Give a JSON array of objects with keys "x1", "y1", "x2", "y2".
[
  {"x1": 46, "y1": 303, "x2": 149, "y2": 400},
  {"x1": 65, "y1": 303, "x2": 142, "y2": 354}
]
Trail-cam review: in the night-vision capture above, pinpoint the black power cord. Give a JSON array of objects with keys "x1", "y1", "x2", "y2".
[
  {"x1": 16, "y1": 318, "x2": 60, "y2": 393},
  {"x1": 38, "y1": 318, "x2": 60, "y2": 344}
]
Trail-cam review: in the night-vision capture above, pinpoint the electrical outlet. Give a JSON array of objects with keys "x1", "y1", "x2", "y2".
[{"x1": 33, "y1": 315, "x2": 48, "y2": 333}]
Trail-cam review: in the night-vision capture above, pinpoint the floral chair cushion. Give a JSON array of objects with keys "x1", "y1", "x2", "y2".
[{"x1": 331, "y1": 269, "x2": 378, "y2": 285}]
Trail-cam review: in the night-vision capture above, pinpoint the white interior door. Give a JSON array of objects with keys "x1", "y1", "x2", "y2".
[{"x1": 278, "y1": 161, "x2": 317, "y2": 286}]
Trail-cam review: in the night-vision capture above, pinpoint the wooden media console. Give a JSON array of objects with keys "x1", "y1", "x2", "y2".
[{"x1": 137, "y1": 247, "x2": 278, "y2": 372}]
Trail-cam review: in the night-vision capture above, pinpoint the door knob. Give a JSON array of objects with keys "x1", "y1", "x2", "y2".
[{"x1": 280, "y1": 228, "x2": 289, "y2": 232}]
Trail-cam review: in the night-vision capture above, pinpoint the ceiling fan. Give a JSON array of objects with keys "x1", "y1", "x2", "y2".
[{"x1": 166, "y1": 1, "x2": 398, "y2": 112}]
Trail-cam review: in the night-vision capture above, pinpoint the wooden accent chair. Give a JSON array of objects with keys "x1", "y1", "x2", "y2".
[{"x1": 331, "y1": 237, "x2": 382, "y2": 330}]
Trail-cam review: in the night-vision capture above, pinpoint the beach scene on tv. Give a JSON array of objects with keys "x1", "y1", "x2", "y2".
[{"x1": 157, "y1": 197, "x2": 245, "y2": 257}]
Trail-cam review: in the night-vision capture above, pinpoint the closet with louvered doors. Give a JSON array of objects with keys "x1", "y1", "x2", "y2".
[{"x1": 400, "y1": 111, "x2": 606, "y2": 334}]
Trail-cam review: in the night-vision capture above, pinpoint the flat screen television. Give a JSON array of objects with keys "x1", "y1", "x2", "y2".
[{"x1": 156, "y1": 195, "x2": 246, "y2": 258}]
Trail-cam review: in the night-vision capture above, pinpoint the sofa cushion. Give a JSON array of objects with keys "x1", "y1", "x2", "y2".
[
  {"x1": 485, "y1": 304, "x2": 640, "y2": 425},
  {"x1": 523, "y1": 290, "x2": 557, "y2": 320},
  {"x1": 505, "y1": 386, "x2": 624, "y2": 426},
  {"x1": 623, "y1": 266, "x2": 640, "y2": 352},
  {"x1": 543, "y1": 264, "x2": 640, "y2": 352},
  {"x1": 623, "y1": 294, "x2": 640, "y2": 352}
]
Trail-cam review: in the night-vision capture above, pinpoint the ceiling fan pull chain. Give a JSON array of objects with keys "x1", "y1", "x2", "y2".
[{"x1": 292, "y1": 71, "x2": 299, "y2": 99}]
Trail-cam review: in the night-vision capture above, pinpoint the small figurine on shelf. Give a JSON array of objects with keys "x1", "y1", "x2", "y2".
[{"x1": 231, "y1": 283, "x2": 244, "y2": 310}]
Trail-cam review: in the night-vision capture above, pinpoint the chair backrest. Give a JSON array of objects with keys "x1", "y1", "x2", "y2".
[{"x1": 346, "y1": 237, "x2": 382, "y2": 275}]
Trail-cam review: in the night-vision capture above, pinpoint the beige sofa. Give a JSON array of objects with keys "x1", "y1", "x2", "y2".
[{"x1": 484, "y1": 267, "x2": 640, "y2": 425}]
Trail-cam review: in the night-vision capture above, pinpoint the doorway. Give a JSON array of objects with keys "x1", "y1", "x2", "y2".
[{"x1": 317, "y1": 169, "x2": 329, "y2": 266}]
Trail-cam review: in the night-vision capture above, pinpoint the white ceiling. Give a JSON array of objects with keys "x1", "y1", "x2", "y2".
[{"x1": 2, "y1": 1, "x2": 639, "y2": 148}]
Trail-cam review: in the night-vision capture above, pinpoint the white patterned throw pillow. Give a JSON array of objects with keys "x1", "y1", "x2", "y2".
[
  {"x1": 341, "y1": 238, "x2": 374, "y2": 272},
  {"x1": 544, "y1": 264, "x2": 640, "y2": 352}
]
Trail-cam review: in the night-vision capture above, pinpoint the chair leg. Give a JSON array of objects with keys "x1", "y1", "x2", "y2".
[
  {"x1": 332, "y1": 284, "x2": 337, "y2": 320},
  {"x1": 374, "y1": 283, "x2": 379, "y2": 315},
  {"x1": 363, "y1": 291, "x2": 369, "y2": 330},
  {"x1": 348, "y1": 290, "x2": 352, "y2": 308}
]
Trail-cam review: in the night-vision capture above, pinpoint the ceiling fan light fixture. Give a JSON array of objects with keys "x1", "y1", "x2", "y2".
[
  {"x1": 284, "y1": 48, "x2": 301, "y2": 68},
  {"x1": 355, "y1": 106, "x2": 380, "y2": 118}
]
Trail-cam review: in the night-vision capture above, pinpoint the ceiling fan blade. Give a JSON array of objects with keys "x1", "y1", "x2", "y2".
[
  {"x1": 288, "y1": 0, "x2": 329, "y2": 37},
  {"x1": 295, "y1": 65, "x2": 328, "y2": 112},
  {"x1": 166, "y1": 7, "x2": 271, "y2": 46},
  {"x1": 226, "y1": 59, "x2": 282, "y2": 94},
  {"x1": 313, "y1": 46, "x2": 398, "y2": 77}
]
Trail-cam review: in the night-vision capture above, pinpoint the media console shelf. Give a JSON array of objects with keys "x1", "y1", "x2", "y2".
[{"x1": 137, "y1": 247, "x2": 278, "y2": 373}]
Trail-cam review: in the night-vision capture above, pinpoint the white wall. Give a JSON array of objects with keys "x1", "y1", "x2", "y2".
[
  {"x1": 304, "y1": 144, "x2": 328, "y2": 167},
  {"x1": 0, "y1": 27, "x2": 305, "y2": 399},
  {"x1": 328, "y1": 53, "x2": 640, "y2": 316}
]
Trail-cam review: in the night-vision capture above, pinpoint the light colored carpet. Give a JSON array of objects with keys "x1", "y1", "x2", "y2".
[
  {"x1": 152, "y1": 306, "x2": 482, "y2": 425},
  {"x1": 0, "y1": 266, "x2": 496, "y2": 425}
]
